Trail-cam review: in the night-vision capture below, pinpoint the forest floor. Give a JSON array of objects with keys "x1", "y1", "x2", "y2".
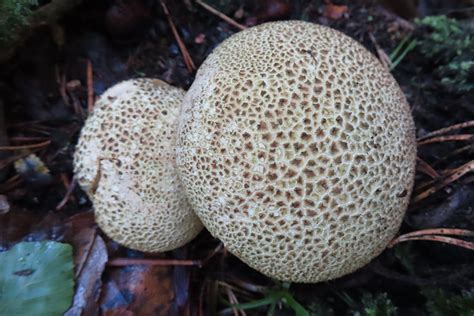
[{"x1": 0, "y1": 0, "x2": 473, "y2": 315}]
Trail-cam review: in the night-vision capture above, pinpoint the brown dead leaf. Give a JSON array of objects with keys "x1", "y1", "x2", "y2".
[
  {"x1": 323, "y1": 4, "x2": 348, "y2": 20},
  {"x1": 103, "y1": 308, "x2": 134, "y2": 316},
  {"x1": 64, "y1": 211, "x2": 96, "y2": 234},
  {"x1": 0, "y1": 208, "x2": 40, "y2": 245},
  {"x1": 100, "y1": 265, "x2": 174, "y2": 315},
  {"x1": 65, "y1": 233, "x2": 108, "y2": 316}
]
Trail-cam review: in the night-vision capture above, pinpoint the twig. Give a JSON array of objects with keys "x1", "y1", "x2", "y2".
[
  {"x1": 8, "y1": 120, "x2": 48, "y2": 128},
  {"x1": 0, "y1": 174, "x2": 23, "y2": 193},
  {"x1": 388, "y1": 228, "x2": 474, "y2": 250},
  {"x1": 108, "y1": 242, "x2": 223, "y2": 267},
  {"x1": 417, "y1": 134, "x2": 474, "y2": 146},
  {"x1": 58, "y1": 67, "x2": 70, "y2": 106},
  {"x1": 225, "y1": 286, "x2": 246, "y2": 316},
  {"x1": 412, "y1": 159, "x2": 474, "y2": 203},
  {"x1": 160, "y1": 0, "x2": 196, "y2": 73},
  {"x1": 0, "y1": 140, "x2": 51, "y2": 151},
  {"x1": 86, "y1": 59, "x2": 94, "y2": 112},
  {"x1": 56, "y1": 175, "x2": 77, "y2": 211},
  {"x1": 380, "y1": 7, "x2": 415, "y2": 32},
  {"x1": 220, "y1": 278, "x2": 268, "y2": 294},
  {"x1": 368, "y1": 32, "x2": 391, "y2": 70},
  {"x1": 201, "y1": 242, "x2": 224, "y2": 265},
  {"x1": 198, "y1": 281, "x2": 206, "y2": 316},
  {"x1": 417, "y1": 120, "x2": 474, "y2": 141},
  {"x1": 70, "y1": 92, "x2": 85, "y2": 119},
  {"x1": 389, "y1": 235, "x2": 474, "y2": 250},
  {"x1": 10, "y1": 136, "x2": 50, "y2": 143},
  {"x1": 393, "y1": 228, "x2": 474, "y2": 239},
  {"x1": 12, "y1": 125, "x2": 52, "y2": 136},
  {"x1": 108, "y1": 258, "x2": 201, "y2": 266},
  {"x1": 416, "y1": 156, "x2": 439, "y2": 179},
  {"x1": 433, "y1": 145, "x2": 472, "y2": 167},
  {"x1": 195, "y1": 0, "x2": 247, "y2": 30},
  {"x1": 74, "y1": 229, "x2": 98, "y2": 278},
  {"x1": 217, "y1": 281, "x2": 260, "y2": 297},
  {"x1": 226, "y1": 287, "x2": 239, "y2": 316}
]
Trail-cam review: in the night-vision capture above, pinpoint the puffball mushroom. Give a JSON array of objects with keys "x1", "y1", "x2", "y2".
[
  {"x1": 177, "y1": 21, "x2": 416, "y2": 282},
  {"x1": 74, "y1": 78, "x2": 202, "y2": 253}
]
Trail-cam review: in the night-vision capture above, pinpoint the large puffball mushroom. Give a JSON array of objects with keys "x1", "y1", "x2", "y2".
[
  {"x1": 74, "y1": 78, "x2": 202, "y2": 253},
  {"x1": 177, "y1": 21, "x2": 416, "y2": 282}
]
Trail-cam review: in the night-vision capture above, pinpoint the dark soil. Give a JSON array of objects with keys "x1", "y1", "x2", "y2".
[{"x1": 0, "y1": 0, "x2": 473, "y2": 315}]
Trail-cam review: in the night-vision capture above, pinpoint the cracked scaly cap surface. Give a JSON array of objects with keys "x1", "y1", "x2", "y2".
[
  {"x1": 176, "y1": 21, "x2": 416, "y2": 282},
  {"x1": 74, "y1": 78, "x2": 202, "y2": 253}
]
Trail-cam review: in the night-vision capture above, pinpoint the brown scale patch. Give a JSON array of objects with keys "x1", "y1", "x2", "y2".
[{"x1": 176, "y1": 21, "x2": 416, "y2": 283}]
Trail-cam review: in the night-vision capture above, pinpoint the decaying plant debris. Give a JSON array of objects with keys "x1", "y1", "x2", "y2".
[{"x1": 0, "y1": 0, "x2": 473, "y2": 315}]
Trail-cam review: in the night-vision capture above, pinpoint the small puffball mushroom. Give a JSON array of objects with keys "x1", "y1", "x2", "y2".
[
  {"x1": 74, "y1": 78, "x2": 202, "y2": 253},
  {"x1": 177, "y1": 21, "x2": 416, "y2": 282}
]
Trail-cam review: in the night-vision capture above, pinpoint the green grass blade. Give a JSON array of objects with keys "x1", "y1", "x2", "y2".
[
  {"x1": 389, "y1": 36, "x2": 410, "y2": 61},
  {"x1": 390, "y1": 39, "x2": 418, "y2": 70},
  {"x1": 282, "y1": 292, "x2": 310, "y2": 316},
  {"x1": 230, "y1": 295, "x2": 277, "y2": 311}
]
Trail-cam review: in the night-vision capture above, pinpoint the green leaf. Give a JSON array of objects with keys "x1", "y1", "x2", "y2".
[{"x1": 0, "y1": 241, "x2": 74, "y2": 316}]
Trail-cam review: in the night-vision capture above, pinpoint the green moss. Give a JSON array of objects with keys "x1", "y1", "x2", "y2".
[
  {"x1": 423, "y1": 288, "x2": 474, "y2": 316},
  {"x1": 415, "y1": 15, "x2": 474, "y2": 93},
  {"x1": 356, "y1": 293, "x2": 397, "y2": 316},
  {"x1": 0, "y1": 0, "x2": 38, "y2": 46}
]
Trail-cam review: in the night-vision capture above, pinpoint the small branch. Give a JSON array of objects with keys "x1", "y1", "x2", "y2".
[
  {"x1": 416, "y1": 157, "x2": 439, "y2": 179},
  {"x1": 218, "y1": 279, "x2": 268, "y2": 295},
  {"x1": 201, "y1": 242, "x2": 223, "y2": 265},
  {"x1": 417, "y1": 134, "x2": 474, "y2": 146},
  {"x1": 56, "y1": 175, "x2": 77, "y2": 211},
  {"x1": 74, "y1": 229, "x2": 98, "y2": 278},
  {"x1": 195, "y1": 0, "x2": 247, "y2": 30},
  {"x1": 108, "y1": 242, "x2": 223, "y2": 267},
  {"x1": 412, "y1": 159, "x2": 474, "y2": 203},
  {"x1": 10, "y1": 136, "x2": 50, "y2": 143},
  {"x1": 86, "y1": 60, "x2": 94, "y2": 113},
  {"x1": 433, "y1": 145, "x2": 472, "y2": 167},
  {"x1": 0, "y1": 174, "x2": 23, "y2": 193},
  {"x1": 160, "y1": 0, "x2": 196, "y2": 73},
  {"x1": 225, "y1": 286, "x2": 246, "y2": 316},
  {"x1": 108, "y1": 258, "x2": 201, "y2": 267},
  {"x1": 393, "y1": 228, "x2": 474, "y2": 239},
  {"x1": 0, "y1": 100, "x2": 11, "y2": 182},
  {"x1": 368, "y1": 32, "x2": 391, "y2": 70},
  {"x1": 417, "y1": 120, "x2": 474, "y2": 141},
  {"x1": 70, "y1": 93, "x2": 86, "y2": 119},
  {"x1": 388, "y1": 228, "x2": 474, "y2": 250},
  {"x1": 58, "y1": 69, "x2": 70, "y2": 107},
  {"x1": 0, "y1": 140, "x2": 51, "y2": 151},
  {"x1": 389, "y1": 235, "x2": 474, "y2": 250}
]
